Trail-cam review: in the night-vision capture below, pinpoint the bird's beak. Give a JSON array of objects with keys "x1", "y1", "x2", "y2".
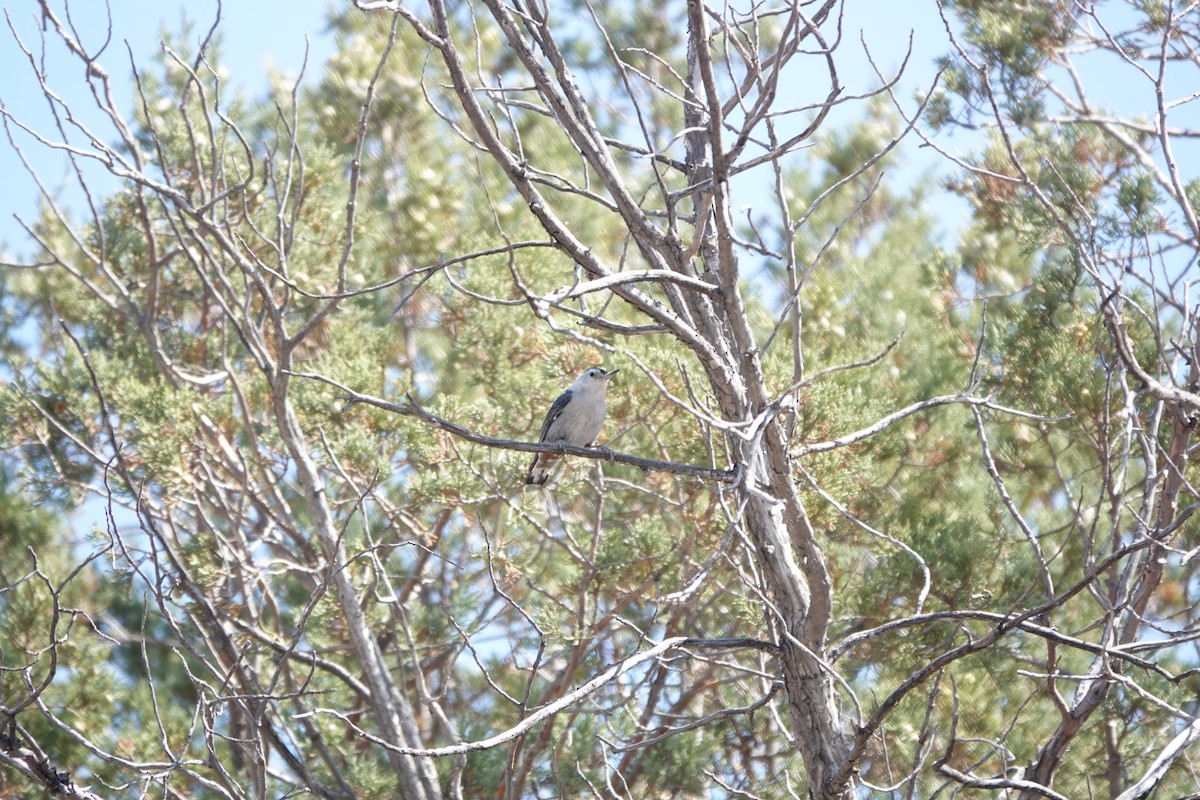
[{"x1": 604, "y1": 368, "x2": 619, "y2": 378}]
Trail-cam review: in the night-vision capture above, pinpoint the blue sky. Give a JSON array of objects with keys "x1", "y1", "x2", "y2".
[
  {"x1": 5, "y1": 2, "x2": 1197, "y2": 263},
  {"x1": 0, "y1": 1, "x2": 335, "y2": 254},
  {"x1": 0, "y1": 0, "x2": 959, "y2": 259}
]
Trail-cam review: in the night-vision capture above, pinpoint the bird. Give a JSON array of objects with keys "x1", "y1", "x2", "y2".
[{"x1": 526, "y1": 367, "x2": 618, "y2": 485}]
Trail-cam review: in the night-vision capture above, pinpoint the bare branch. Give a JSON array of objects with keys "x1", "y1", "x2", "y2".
[{"x1": 288, "y1": 370, "x2": 739, "y2": 483}]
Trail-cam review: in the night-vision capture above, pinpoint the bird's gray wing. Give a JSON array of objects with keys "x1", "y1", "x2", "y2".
[{"x1": 538, "y1": 390, "x2": 573, "y2": 442}]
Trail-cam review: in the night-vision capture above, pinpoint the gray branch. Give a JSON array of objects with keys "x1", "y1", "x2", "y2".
[{"x1": 288, "y1": 371, "x2": 739, "y2": 483}]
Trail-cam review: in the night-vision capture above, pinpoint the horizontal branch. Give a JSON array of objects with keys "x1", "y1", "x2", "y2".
[
  {"x1": 935, "y1": 762, "x2": 1070, "y2": 800},
  {"x1": 288, "y1": 371, "x2": 738, "y2": 483},
  {"x1": 541, "y1": 270, "x2": 720, "y2": 304},
  {"x1": 682, "y1": 636, "x2": 780, "y2": 654}
]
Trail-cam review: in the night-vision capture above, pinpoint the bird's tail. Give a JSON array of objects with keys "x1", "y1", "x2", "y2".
[{"x1": 526, "y1": 452, "x2": 555, "y2": 485}]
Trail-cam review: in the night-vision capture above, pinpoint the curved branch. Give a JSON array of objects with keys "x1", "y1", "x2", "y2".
[
  {"x1": 792, "y1": 393, "x2": 1063, "y2": 457},
  {"x1": 542, "y1": 269, "x2": 720, "y2": 304},
  {"x1": 832, "y1": 609, "x2": 1170, "y2": 679},
  {"x1": 297, "y1": 636, "x2": 770, "y2": 757},
  {"x1": 1114, "y1": 716, "x2": 1200, "y2": 800},
  {"x1": 935, "y1": 761, "x2": 1070, "y2": 800},
  {"x1": 1101, "y1": 292, "x2": 1200, "y2": 416}
]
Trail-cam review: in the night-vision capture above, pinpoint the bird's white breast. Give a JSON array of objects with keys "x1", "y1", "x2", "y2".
[{"x1": 548, "y1": 392, "x2": 606, "y2": 446}]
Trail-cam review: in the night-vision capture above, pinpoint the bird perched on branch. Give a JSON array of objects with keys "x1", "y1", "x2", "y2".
[{"x1": 526, "y1": 367, "x2": 618, "y2": 485}]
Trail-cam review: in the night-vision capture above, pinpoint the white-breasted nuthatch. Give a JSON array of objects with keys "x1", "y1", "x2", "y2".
[{"x1": 526, "y1": 367, "x2": 618, "y2": 485}]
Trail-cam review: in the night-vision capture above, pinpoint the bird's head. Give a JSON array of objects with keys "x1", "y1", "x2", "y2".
[{"x1": 572, "y1": 366, "x2": 618, "y2": 392}]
